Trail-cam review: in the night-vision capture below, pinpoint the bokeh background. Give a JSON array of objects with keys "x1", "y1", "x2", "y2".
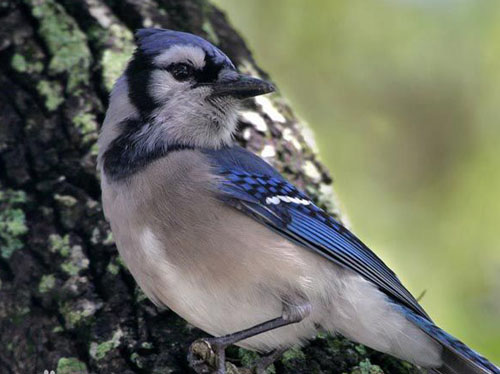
[{"x1": 214, "y1": 0, "x2": 500, "y2": 362}]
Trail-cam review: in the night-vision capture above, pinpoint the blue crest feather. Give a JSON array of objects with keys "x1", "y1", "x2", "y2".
[{"x1": 135, "y1": 28, "x2": 234, "y2": 68}]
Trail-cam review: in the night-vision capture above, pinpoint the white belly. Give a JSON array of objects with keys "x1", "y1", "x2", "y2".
[{"x1": 107, "y1": 195, "x2": 321, "y2": 352}]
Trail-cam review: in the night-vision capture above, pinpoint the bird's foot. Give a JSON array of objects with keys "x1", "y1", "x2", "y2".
[
  {"x1": 188, "y1": 338, "x2": 246, "y2": 374},
  {"x1": 188, "y1": 339, "x2": 215, "y2": 373},
  {"x1": 187, "y1": 306, "x2": 306, "y2": 373},
  {"x1": 188, "y1": 338, "x2": 287, "y2": 374}
]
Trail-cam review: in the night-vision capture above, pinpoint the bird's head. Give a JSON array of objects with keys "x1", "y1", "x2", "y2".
[{"x1": 98, "y1": 28, "x2": 274, "y2": 166}]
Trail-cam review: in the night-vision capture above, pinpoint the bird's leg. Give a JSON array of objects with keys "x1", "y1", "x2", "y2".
[{"x1": 188, "y1": 302, "x2": 311, "y2": 374}]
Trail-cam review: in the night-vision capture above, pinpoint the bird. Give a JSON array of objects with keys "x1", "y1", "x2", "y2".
[{"x1": 97, "y1": 28, "x2": 499, "y2": 374}]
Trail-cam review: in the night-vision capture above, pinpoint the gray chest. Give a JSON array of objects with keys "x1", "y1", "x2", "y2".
[{"x1": 100, "y1": 151, "x2": 322, "y2": 349}]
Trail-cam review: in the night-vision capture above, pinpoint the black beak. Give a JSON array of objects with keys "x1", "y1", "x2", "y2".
[{"x1": 209, "y1": 74, "x2": 275, "y2": 99}]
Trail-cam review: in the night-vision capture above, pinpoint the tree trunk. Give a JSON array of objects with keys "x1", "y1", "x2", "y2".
[{"x1": 0, "y1": 1, "x2": 421, "y2": 373}]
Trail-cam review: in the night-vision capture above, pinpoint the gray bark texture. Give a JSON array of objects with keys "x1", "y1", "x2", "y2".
[{"x1": 0, "y1": 1, "x2": 422, "y2": 373}]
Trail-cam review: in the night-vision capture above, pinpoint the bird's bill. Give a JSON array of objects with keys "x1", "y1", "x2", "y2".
[{"x1": 208, "y1": 74, "x2": 275, "y2": 99}]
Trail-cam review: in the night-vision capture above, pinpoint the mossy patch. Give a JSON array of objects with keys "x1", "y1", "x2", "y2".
[
  {"x1": 11, "y1": 53, "x2": 44, "y2": 74},
  {"x1": 60, "y1": 245, "x2": 89, "y2": 276},
  {"x1": 91, "y1": 341, "x2": 113, "y2": 360},
  {"x1": 130, "y1": 352, "x2": 144, "y2": 369},
  {"x1": 135, "y1": 286, "x2": 148, "y2": 303},
  {"x1": 25, "y1": 0, "x2": 91, "y2": 92},
  {"x1": 0, "y1": 189, "x2": 28, "y2": 259},
  {"x1": 52, "y1": 325, "x2": 64, "y2": 333},
  {"x1": 282, "y1": 346, "x2": 306, "y2": 362},
  {"x1": 60, "y1": 261, "x2": 79, "y2": 276},
  {"x1": 38, "y1": 274, "x2": 56, "y2": 293},
  {"x1": 101, "y1": 24, "x2": 135, "y2": 91},
  {"x1": 90, "y1": 227, "x2": 114, "y2": 245},
  {"x1": 56, "y1": 357, "x2": 88, "y2": 374},
  {"x1": 106, "y1": 260, "x2": 119, "y2": 275},
  {"x1": 49, "y1": 234, "x2": 70, "y2": 257},
  {"x1": 11, "y1": 54, "x2": 28, "y2": 73},
  {"x1": 89, "y1": 328, "x2": 123, "y2": 360},
  {"x1": 101, "y1": 49, "x2": 131, "y2": 91},
  {"x1": 104, "y1": 230, "x2": 114, "y2": 245},
  {"x1": 72, "y1": 110, "x2": 98, "y2": 142},
  {"x1": 37, "y1": 80, "x2": 63, "y2": 111},
  {"x1": 59, "y1": 303, "x2": 87, "y2": 327},
  {"x1": 53, "y1": 194, "x2": 83, "y2": 229},
  {"x1": 11, "y1": 306, "x2": 30, "y2": 325},
  {"x1": 351, "y1": 359, "x2": 384, "y2": 374},
  {"x1": 59, "y1": 298, "x2": 100, "y2": 329},
  {"x1": 238, "y1": 348, "x2": 259, "y2": 367},
  {"x1": 54, "y1": 194, "x2": 77, "y2": 207},
  {"x1": 0, "y1": 190, "x2": 27, "y2": 206}
]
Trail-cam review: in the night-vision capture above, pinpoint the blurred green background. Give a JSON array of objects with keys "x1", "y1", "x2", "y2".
[{"x1": 214, "y1": 0, "x2": 500, "y2": 362}]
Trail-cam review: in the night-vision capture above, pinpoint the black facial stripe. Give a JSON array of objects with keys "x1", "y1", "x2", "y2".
[
  {"x1": 194, "y1": 54, "x2": 223, "y2": 84},
  {"x1": 126, "y1": 52, "x2": 157, "y2": 119},
  {"x1": 127, "y1": 51, "x2": 227, "y2": 111},
  {"x1": 102, "y1": 119, "x2": 194, "y2": 181},
  {"x1": 167, "y1": 62, "x2": 193, "y2": 81}
]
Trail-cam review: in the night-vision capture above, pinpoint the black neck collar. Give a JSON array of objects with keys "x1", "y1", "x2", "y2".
[{"x1": 102, "y1": 119, "x2": 194, "y2": 181}]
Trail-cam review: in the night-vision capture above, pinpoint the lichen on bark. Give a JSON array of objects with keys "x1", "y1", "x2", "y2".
[{"x1": 0, "y1": 0, "x2": 422, "y2": 373}]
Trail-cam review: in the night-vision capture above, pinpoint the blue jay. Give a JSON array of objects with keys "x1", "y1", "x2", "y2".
[{"x1": 97, "y1": 28, "x2": 499, "y2": 374}]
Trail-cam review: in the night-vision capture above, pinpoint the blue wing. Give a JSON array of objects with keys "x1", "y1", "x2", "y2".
[{"x1": 202, "y1": 146, "x2": 430, "y2": 320}]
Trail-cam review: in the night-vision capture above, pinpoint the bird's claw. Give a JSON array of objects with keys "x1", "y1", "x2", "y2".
[
  {"x1": 188, "y1": 339, "x2": 216, "y2": 373},
  {"x1": 187, "y1": 338, "x2": 278, "y2": 374},
  {"x1": 188, "y1": 339, "x2": 247, "y2": 374}
]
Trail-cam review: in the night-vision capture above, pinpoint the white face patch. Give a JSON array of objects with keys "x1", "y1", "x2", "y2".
[
  {"x1": 97, "y1": 76, "x2": 139, "y2": 170},
  {"x1": 149, "y1": 69, "x2": 184, "y2": 103},
  {"x1": 147, "y1": 48, "x2": 240, "y2": 149},
  {"x1": 265, "y1": 195, "x2": 311, "y2": 206},
  {"x1": 154, "y1": 45, "x2": 206, "y2": 70},
  {"x1": 142, "y1": 66, "x2": 240, "y2": 150}
]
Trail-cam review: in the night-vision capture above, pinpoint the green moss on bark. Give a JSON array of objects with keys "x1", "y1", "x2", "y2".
[
  {"x1": 56, "y1": 357, "x2": 88, "y2": 374},
  {"x1": 25, "y1": 0, "x2": 92, "y2": 92},
  {"x1": 38, "y1": 274, "x2": 56, "y2": 293},
  {"x1": 49, "y1": 234, "x2": 71, "y2": 257},
  {"x1": 0, "y1": 189, "x2": 28, "y2": 259},
  {"x1": 37, "y1": 80, "x2": 64, "y2": 111},
  {"x1": 100, "y1": 24, "x2": 135, "y2": 91},
  {"x1": 89, "y1": 329, "x2": 123, "y2": 360}
]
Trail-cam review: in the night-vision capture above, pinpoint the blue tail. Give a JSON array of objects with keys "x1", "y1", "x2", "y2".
[{"x1": 397, "y1": 304, "x2": 499, "y2": 374}]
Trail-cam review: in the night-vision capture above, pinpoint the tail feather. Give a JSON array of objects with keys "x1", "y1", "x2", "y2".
[
  {"x1": 398, "y1": 305, "x2": 499, "y2": 374},
  {"x1": 432, "y1": 346, "x2": 495, "y2": 374}
]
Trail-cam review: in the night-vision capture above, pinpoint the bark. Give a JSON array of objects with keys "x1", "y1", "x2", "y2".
[{"x1": 0, "y1": 1, "x2": 422, "y2": 373}]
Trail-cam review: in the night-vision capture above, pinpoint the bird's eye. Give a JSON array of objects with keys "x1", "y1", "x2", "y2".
[{"x1": 167, "y1": 63, "x2": 193, "y2": 81}]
